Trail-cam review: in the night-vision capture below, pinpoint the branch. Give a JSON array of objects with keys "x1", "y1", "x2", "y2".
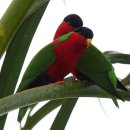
[{"x1": 0, "y1": 80, "x2": 129, "y2": 116}]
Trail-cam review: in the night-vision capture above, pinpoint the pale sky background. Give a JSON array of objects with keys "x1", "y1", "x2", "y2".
[{"x1": 0, "y1": 0, "x2": 130, "y2": 130}]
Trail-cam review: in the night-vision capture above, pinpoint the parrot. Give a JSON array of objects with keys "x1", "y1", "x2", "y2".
[
  {"x1": 17, "y1": 27, "x2": 93, "y2": 91},
  {"x1": 17, "y1": 26, "x2": 93, "y2": 122},
  {"x1": 53, "y1": 14, "x2": 128, "y2": 106}
]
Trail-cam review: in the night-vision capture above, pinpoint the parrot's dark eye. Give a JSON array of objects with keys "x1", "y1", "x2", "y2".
[
  {"x1": 67, "y1": 21, "x2": 71, "y2": 25},
  {"x1": 77, "y1": 32, "x2": 81, "y2": 35},
  {"x1": 74, "y1": 27, "x2": 94, "y2": 39},
  {"x1": 64, "y1": 14, "x2": 83, "y2": 28}
]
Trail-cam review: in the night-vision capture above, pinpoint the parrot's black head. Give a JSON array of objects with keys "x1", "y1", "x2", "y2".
[
  {"x1": 64, "y1": 14, "x2": 83, "y2": 28},
  {"x1": 74, "y1": 27, "x2": 94, "y2": 39}
]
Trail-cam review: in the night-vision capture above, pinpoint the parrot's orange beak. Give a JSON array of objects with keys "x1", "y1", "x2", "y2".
[{"x1": 85, "y1": 38, "x2": 92, "y2": 48}]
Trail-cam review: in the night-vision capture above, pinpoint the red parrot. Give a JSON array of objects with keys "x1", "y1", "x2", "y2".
[
  {"x1": 17, "y1": 26, "x2": 93, "y2": 91},
  {"x1": 53, "y1": 14, "x2": 85, "y2": 81}
]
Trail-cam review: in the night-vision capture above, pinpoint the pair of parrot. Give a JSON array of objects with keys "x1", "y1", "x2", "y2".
[
  {"x1": 17, "y1": 14, "x2": 93, "y2": 91},
  {"x1": 17, "y1": 14, "x2": 127, "y2": 121}
]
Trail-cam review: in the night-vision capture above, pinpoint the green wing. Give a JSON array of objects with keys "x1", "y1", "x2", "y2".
[
  {"x1": 77, "y1": 44, "x2": 113, "y2": 72},
  {"x1": 76, "y1": 44, "x2": 117, "y2": 89},
  {"x1": 76, "y1": 44, "x2": 123, "y2": 101},
  {"x1": 17, "y1": 32, "x2": 73, "y2": 91},
  {"x1": 18, "y1": 44, "x2": 56, "y2": 91}
]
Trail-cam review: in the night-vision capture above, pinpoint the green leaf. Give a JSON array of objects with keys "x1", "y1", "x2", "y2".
[
  {"x1": 0, "y1": 0, "x2": 49, "y2": 98},
  {"x1": 23, "y1": 100, "x2": 64, "y2": 129},
  {"x1": 0, "y1": 0, "x2": 34, "y2": 58},
  {"x1": 0, "y1": 1, "x2": 49, "y2": 129},
  {"x1": 19, "y1": 77, "x2": 76, "y2": 127},
  {"x1": 104, "y1": 51, "x2": 130, "y2": 64},
  {"x1": 18, "y1": 104, "x2": 35, "y2": 123},
  {"x1": 122, "y1": 74, "x2": 130, "y2": 86},
  {"x1": 17, "y1": 44, "x2": 56, "y2": 92},
  {"x1": 0, "y1": 0, "x2": 50, "y2": 58},
  {"x1": 50, "y1": 98, "x2": 78, "y2": 130}
]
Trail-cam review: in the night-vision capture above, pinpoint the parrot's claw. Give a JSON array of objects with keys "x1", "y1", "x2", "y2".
[{"x1": 53, "y1": 81, "x2": 64, "y2": 84}]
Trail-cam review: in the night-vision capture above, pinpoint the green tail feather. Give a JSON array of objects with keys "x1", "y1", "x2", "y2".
[
  {"x1": 103, "y1": 90, "x2": 119, "y2": 107},
  {"x1": 117, "y1": 79, "x2": 128, "y2": 91},
  {"x1": 112, "y1": 96, "x2": 119, "y2": 108}
]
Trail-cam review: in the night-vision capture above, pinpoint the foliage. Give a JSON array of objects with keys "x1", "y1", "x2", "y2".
[{"x1": 0, "y1": 0, "x2": 130, "y2": 130}]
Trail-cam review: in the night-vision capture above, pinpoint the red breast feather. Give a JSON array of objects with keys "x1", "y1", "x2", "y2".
[
  {"x1": 53, "y1": 21, "x2": 73, "y2": 40},
  {"x1": 47, "y1": 32, "x2": 86, "y2": 81}
]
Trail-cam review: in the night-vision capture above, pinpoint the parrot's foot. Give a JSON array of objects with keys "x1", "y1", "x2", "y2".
[
  {"x1": 54, "y1": 81, "x2": 64, "y2": 84},
  {"x1": 72, "y1": 78, "x2": 81, "y2": 83},
  {"x1": 72, "y1": 76, "x2": 88, "y2": 83},
  {"x1": 72, "y1": 75, "x2": 90, "y2": 83},
  {"x1": 69, "y1": 75, "x2": 78, "y2": 82}
]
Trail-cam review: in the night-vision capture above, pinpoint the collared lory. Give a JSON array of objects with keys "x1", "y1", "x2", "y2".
[
  {"x1": 17, "y1": 27, "x2": 93, "y2": 92},
  {"x1": 53, "y1": 14, "x2": 127, "y2": 106}
]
